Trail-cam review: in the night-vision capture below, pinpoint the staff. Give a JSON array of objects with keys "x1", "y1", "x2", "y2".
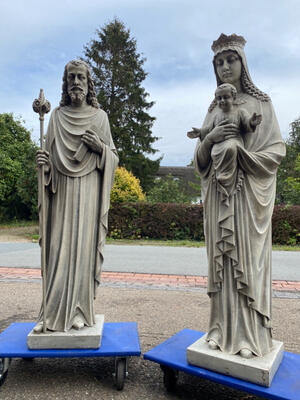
[{"x1": 32, "y1": 89, "x2": 51, "y2": 333}]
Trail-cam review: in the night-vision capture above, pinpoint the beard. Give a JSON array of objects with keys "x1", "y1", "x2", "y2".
[{"x1": 68, "y1": 88, "x2": 87, "y2": 106}]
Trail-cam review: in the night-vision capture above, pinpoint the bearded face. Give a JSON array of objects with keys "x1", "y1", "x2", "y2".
[
  {"x1": 67, "y1": 88, "x2": 86, "y2": 105},
  {"x1": 66, "y1": 64, "x2": 89, "y2": 106}
]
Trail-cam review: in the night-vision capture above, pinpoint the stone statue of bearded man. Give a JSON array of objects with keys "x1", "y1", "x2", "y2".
[{"x1": 34, "y1": 60, "x2": 118, "y2": 333}]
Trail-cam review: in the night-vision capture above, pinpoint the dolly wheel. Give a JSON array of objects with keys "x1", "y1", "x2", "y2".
[
  {"x1": 0, "y1": 358, "x2": 9, "y2": 387},
  {"x1": 115, "y1": 358, "x2": 126, "y2": 391},
  {"x1": 161, "y1": 365, "x2": 178, "y2": 391}
]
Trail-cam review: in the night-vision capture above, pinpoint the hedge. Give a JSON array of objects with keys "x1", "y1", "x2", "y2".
[
  {"x1": 272, "y1": 205, "x2": 300, "y2": 245},
  {"x1": 108, "y1": 203, "x2": 300, "y2": 245}
]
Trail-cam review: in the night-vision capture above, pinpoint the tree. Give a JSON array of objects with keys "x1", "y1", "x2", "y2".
[
  {"x1": 110, "y1": 167, "x2": 145, "y2": 204},
  {"x1": 0, "y1": 113, "x2": 38, "y2": 220},
  {"x1": 147, "y1": 175, "x2": 193, "y2": 204},
  {"x1": 84, "y1": 18, "x2": 160, "y2": 191},
  {"x1": 284, "y1": 154, "x2": 300, "y2": 205},
  {"x1": 276, "y1": 117, "x2": 300, "y2": 204}
]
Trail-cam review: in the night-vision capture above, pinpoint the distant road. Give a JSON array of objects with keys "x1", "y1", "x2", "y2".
[{"x1": 0, "y1": 242, "x2": 299, "y2": 281}]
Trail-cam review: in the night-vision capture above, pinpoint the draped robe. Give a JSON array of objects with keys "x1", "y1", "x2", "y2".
[
  {"x1": 195, "y1": 94, "x2": 285, "y2": 356},
  {"x1": 38, "y1": 105, "x2": 118, "y2": 332}
]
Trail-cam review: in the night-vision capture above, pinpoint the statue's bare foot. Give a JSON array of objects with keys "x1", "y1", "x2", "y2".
[
  {"x1": 72, "y1": 316, "x2": 85, "y2": 330},
  {"x1": 208, "y1": 339, "x2": 218, "y2": 350},
  {"x1": 33, "y1": 322, "x2": 44, "y2": 333},
  {"x1": 33, "y1": 321, "x2": 49, "y2": 333},
  {"x1": 240, "y1": 348, "x2": 253, "y2": 359}
]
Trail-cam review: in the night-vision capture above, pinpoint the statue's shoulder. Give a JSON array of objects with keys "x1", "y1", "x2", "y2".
[
  {"x1": 50, "y1": 106, "x2": 61, "y2": 118},
  {"x1": 93, "y1": 108, "x2": 110, "y2": 126},
  {"x1": 95, "y1": 107, "x2": 108, "y2": 119}
]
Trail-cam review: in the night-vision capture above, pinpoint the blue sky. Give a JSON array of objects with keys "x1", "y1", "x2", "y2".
[{"x1": 1, "y1": 0, "x2": 300, "y2": 165}]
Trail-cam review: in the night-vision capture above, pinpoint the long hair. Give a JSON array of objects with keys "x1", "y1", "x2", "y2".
[
  {"x1": 208, "y1": 52, "x2": 270, "y2": 113},
  {"x1": 59, "y1": 60, "x2": 99, "y2": 108}
]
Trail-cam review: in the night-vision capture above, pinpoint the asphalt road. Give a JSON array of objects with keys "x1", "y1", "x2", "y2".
[{"x1": 0, "y1": 242, "x2": 299, "y2": 281}]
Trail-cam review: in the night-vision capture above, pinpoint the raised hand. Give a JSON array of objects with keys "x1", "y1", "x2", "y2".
[{"x1": 187, "y1": 127, "x2": 202, "y2": 139}]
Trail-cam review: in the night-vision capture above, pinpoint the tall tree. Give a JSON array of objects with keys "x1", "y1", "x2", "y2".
[
  {"x1": 84, "y1": 18, "x2": 160, "y2": 191},
  {"x1": 276, "y1": 116, "x2": 300, "y2": 204}
]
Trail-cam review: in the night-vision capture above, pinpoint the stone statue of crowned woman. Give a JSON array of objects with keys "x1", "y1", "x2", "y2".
[{"x1": 187, "y1": 34, "x2": 286, "y2": 386}]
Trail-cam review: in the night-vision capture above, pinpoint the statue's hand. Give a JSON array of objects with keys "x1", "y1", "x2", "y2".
[
  {"x1": 187, "y1": 127, "x2": 201, "y2": 139},
  {"x1": 207, "y1": 120, "x2": 239, "y2": 144},
  {"x1": 250, "y1": 112, "x2": 262, "y2": 128},
  {"x1": 82, "y1": 130, "x2": 103, "y2": 154},
  {"x1": 36, "y1": 150, "x2": 50, "y2": 173}
]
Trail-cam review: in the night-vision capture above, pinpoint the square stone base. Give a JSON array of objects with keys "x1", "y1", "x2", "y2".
[
  {"x1": 187, "y1": 334, "x2": 284, "y2": 387},
  {"x1": 27, "y1": 315, "x2": 104, "y2": 350}
]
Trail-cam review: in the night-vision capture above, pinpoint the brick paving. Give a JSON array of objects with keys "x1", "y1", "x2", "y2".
[{"x1": 0, "y1": 267, "x2": 300, "y2": 292}]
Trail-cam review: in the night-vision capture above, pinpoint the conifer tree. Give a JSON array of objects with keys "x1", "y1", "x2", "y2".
[{"x1": 84, "y1": 18, "x2": 160, "y2": 191}]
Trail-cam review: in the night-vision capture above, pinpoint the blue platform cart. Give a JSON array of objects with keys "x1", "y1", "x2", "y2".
[
  {"x1": 144, "y1": 329, "x2": 300, "y2": 400},
  {"x1": 0, "y1": 321, "x2": 140, "y2": 391}
]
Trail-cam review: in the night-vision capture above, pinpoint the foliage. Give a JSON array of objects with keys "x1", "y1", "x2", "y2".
[
  {"x1": 146, "y1": 175, "x2": 194, "y2": 204},
  {"x1": 276, "y1": 117, "x2": 300, "y2": 204},
  {"x1": 108, "y1": 203, "x2": 300, "y2": 245},
  {"x1": 272, "y1": 205, "x2": 300, "y2": 245},
  {"x1": 110, "y1": 167, "x2": 145, "y2": 205},
  {"x1": 108, "y1": 202, "x2": 205, "y2": 240},
  {"x1": 284, "y1": 154, "x2": 300, "y2": 205},
  {"x1": 0, "y1": 113, "x2": 38, "y2": 221},
  {"x1": 84, "y1": 18, "x2": 160, "y2": 191}
]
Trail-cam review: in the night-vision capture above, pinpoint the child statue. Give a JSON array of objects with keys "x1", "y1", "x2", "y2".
[{"x1": 187, "y1": 83, "x2": 262, "y2": 204}]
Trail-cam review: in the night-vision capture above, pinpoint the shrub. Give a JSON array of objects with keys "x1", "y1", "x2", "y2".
[
  {"x1": 108, "y1": 203, "x2": 204, "y2": 240},
  {"x1": 110, "y1": 167, "x2": 145, "y2": 204},
  {"x1": 272, "y1": 205, "x2": 300, "y2": 245},
  {"x1": 108, "y1": 203, "x2": 300, "y2": 245}
]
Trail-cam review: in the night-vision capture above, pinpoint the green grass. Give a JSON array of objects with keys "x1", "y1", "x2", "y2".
[
  {"x1": 106, "y1": 238, "x2": 300, "y2": 251},
  {"x1": 0, "y1": 220, "x2": 38, "y2": 228},
  {"x1": 0, "y1": 220, "x2": 39, "y2": 240},
  {"x1": 0, "y1": 221, "x2": 299, "y2": 251},
  {"x1": 272, "y1": 244, "x2": 300, "y2": 251},
  {"x1": 106, "y1": 238, "x2": 206, "y2": 247}
]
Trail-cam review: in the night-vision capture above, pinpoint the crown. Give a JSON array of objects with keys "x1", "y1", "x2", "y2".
[{"x1": 211, "y1": 33, "x2": 246, "y2": 54}]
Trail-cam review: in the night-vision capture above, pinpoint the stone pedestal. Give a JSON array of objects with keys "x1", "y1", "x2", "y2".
[
  {"x1": 27, "y1": 315, "x2": 104, "y2": 350},
  {"x1": 187, "y1": 334, "x2": 284, "y2": 387}
]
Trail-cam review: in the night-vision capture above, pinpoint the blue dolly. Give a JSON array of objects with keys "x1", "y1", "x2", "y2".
[
  {"x1": 144, "y1": 329, "x2": 300, "y2": 400},
  {"x1": 0, "y1": 321, "x2": 140, "y2": 391}
]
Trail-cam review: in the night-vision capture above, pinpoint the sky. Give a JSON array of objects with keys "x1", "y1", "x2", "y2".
[{"x1": 1, "y1": 0, "x2": 300, "y2": 166}]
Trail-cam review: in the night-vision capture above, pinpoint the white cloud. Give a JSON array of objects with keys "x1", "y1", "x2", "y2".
[
  {"x1": 1, "y1": 0, "x2": 300, "y2": 164},
  {"x1": 149, "y1": 79, "x2": 215, "y2": 165}
]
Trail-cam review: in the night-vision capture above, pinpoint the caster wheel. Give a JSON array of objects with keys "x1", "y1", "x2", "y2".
[
  {"x1": 115, "y1": 358, "x2": 126, "y2": 391},
  {"x1": 0, "y1": 358, "x2": 9, "y2": 387},
  {"x1": 161, "y1": 365, "x2": 178, "y2": 392}
]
